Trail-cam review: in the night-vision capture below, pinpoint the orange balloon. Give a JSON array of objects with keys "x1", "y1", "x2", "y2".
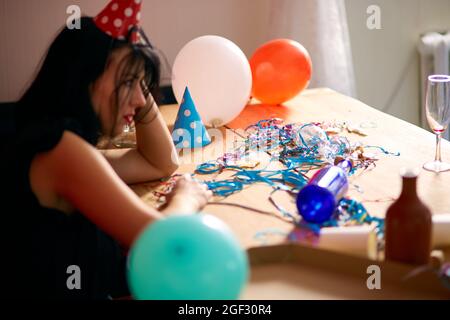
[{"x1": 250, "y1": 39, "x2": 312, "y2": 105}]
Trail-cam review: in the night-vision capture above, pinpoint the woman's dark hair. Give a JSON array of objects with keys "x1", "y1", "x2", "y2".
[{"x1": 16, "y1": 17, "x2": 161, "y2": 145}]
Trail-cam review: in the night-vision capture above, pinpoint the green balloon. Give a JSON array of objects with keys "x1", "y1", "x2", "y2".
[{"x1": 127, "y1": 214, "x2": 249, "y2": 300}]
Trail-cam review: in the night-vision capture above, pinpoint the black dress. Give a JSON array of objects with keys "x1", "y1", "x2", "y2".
[{"x1": 2, "y1": 117, "x2": 130, "y2": 300}]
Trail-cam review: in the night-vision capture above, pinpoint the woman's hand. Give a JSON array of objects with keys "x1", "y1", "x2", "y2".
[{"x1": 161, "y1": 174, "x2": 213, "y2": 214}]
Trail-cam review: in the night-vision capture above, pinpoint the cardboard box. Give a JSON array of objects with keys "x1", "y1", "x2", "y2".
[{"x1": 241, "y1": 243, "x2": 450, "y2": 299}]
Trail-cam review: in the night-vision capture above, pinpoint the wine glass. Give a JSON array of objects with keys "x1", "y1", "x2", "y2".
[
  {"x1": 423, "y1": 75, "x2": 450, "y2": 172},
  {"x1": 113, "y1": 123, "x2": 137, "y2": 148}
]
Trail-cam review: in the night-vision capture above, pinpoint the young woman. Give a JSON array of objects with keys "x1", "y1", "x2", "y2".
[{"x1": 3, "y1": 0, "x2": 211, "y2": 299}]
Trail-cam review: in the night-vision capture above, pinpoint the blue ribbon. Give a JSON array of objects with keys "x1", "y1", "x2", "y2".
[{"x1": 193, "y1": 119, "x2": 393, "y2": 238}]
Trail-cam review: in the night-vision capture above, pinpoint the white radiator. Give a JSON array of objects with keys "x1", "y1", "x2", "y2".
[{"x1": 418, "y1": 31, "x2": 450, "y2": 141}]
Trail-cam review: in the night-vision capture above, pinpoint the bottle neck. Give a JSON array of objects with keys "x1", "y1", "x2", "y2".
[
  {"x1": 400, "y1": 176, "x2": 418, "y2": 198},
  {"x1": 336, "y1": 159, "x2": 352, "y2": 175}
]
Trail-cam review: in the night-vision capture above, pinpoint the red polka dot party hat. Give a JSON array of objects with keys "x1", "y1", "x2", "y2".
[{"x1": 94, "y1": 0, "x2": 143, "y2": 43}]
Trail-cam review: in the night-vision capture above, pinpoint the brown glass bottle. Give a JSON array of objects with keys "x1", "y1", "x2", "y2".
[{"x1": 385, "y1": 169, "x2": 432, "y2": 265}]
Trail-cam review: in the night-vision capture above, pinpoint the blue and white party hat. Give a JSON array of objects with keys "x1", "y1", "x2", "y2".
[{"x1": 172, "y1": 87, "x2": 212, "y2": 149}]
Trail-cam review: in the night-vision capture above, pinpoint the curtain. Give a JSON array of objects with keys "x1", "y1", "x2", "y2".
[{"x1": 267, "y1": 0, "x2": 356, "y2": 97}]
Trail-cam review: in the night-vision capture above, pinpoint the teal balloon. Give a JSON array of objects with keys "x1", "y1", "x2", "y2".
[{"x1": 127, "y1": 214, "x2": 249, "y2": 300}]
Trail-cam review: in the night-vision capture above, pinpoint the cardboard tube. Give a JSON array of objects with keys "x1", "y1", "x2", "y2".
[
  {"x1": 289, "y1": 214, "x2": 449, "y2": 260},
  {"x1": 433, "y1": 214, "x2": 450, "y2": 248},
  {"x1": 318, "y1": 225, "x2": 378, "y2": 259},
  {"x1": 291, "y1": 225, "x2": 377, "y2": 259}
]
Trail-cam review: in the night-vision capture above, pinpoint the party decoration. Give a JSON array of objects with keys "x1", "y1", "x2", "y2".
[
  {"x1": 191, "y1": 118, "x2": 395, "y2": 240},
  {"x1": 172, "y1": 35, "x2": 252, "y2": 127},
  {"x1": 296, "y1": 158, "x2": 353, "y2": 224},
  {"x1": 127, "y1": 214, "x2": 249, "y2": 300},
  {"x1": 250, "y1": 39, "x2": 312, "y2": 105},
  {"x1": 94, "y1": 0, "x2": 144, "y2": 43},
  {"x1": 172, "y1": 87, "x2": 211, "y2": 149}
]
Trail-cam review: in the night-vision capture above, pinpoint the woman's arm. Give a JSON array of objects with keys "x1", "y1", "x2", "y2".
[
  {"x1": 135, "y1": 99, "x2": 180, "y2": 176},
  {"x1": 31, "y1": 131, "x2": 208, "y2": 248},
  {"x1": 34, "y1": 131, "x2": 162, "y2": 247},
  {"x1": 101, "y1": 99, "x2": 180, "y2": 184}
]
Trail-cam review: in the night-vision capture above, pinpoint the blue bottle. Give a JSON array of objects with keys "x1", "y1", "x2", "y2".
[{"x1": 296, "y1": 158, "x2": 353, "y2": 224}]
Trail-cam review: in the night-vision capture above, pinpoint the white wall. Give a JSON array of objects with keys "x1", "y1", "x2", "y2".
[
  {"x1": 0, "y1": 0, "x2": 104, "y2": 101},
  {"x1": 0, "y1": 0, "x2": 271, "y2": 101},
  {"x1": 143, "y1": 0, "x2": 271, "y2": 84},
  {"x1": 1, "y1": 0, "x2": 449, "y2": 128},
  {"x1": 346, "y1": 0, "x2": 450, "y2": 125}
]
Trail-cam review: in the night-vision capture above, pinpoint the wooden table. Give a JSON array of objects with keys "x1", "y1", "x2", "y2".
[{"x1": 130, "y1": 88, "x2": 450, "y2": 258}]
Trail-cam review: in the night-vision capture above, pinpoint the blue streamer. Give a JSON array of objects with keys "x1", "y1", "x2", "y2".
[
  {"x1": 364, "y1": 145, "x2": 400, "y2": 157},
  {"x1": 196, "y1": 162, "x2": 222, "y2": 175},
  {"x1": 205, "y1": 180, "x2": 244, "y2": 197},
  {"x1": 193, "y1": 118, "x2": 394, "y2": 239}
]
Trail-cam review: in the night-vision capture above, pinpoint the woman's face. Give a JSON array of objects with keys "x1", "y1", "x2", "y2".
[{"x1": 90, "y1": 46, "x2": 148, "y2": 137}]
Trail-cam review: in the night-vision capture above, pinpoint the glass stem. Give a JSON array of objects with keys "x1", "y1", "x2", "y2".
[{"x1": 434, "y1": 133, "x2": 442, "y2": 162}]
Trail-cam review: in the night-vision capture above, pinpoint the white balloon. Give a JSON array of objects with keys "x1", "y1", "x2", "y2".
[{"x1": 172, "y1": 35, "x2": 252, "y2": 127}]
